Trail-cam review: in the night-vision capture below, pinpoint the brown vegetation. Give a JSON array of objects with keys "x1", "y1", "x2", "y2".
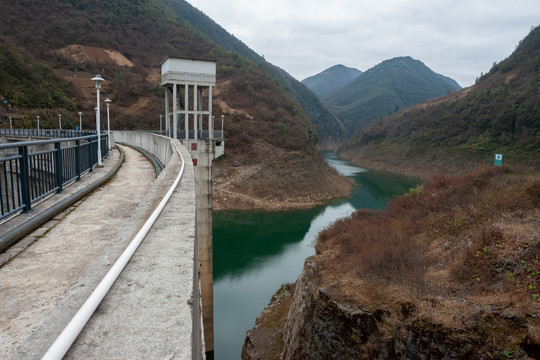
[
  {"x1": 213, "y1": 140, "x2": 353, "y2": 210},
  {"x1": 0, "y1": 0, "x2": 354, "y2": 209},
  {"x1": 311, "y1": 166, "x2": 540, "y2": 356}
]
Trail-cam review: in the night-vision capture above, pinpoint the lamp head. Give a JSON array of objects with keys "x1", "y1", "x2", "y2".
[
  {"x1": 105, "y1": 98, "x2": 112, "y2": 105},
  {"x1": 91, "y1": 74, "x2": 105, "y2": 89}
]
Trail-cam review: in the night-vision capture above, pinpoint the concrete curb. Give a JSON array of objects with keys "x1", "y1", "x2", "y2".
[{"x1": 0, "y1": 147, "x2": 125, "y2": 253}]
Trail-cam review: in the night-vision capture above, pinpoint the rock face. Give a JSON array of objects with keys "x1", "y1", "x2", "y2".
[
  {"x1": 279, "y1": 257, "x2": 478, "y2": 360},
  {"x1": 242, "y1": 283, "x2": 295, "y2": 360},
  {"x1": 281, "y1": 258, "x2": 382, "y2": 359},
  {"x1": 282, "y1": 258, "x2": 377, "y2": 359}
]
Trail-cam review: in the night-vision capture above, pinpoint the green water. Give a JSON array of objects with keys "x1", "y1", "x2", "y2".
[{"x1": 212, "y1": 151, "x2": 420, "y2": 359}]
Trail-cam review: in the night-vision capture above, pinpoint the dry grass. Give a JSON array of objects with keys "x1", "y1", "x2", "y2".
[{"x1": 313, "y1": 165, "x2": 540, "y2": 355}]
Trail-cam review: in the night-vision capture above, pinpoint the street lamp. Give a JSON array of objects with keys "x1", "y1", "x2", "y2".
[
  {"x1": 105, "y1": 98, "x2": 112, "y2": 150},
  {"x1": 58, "y1": 114, "x2": 62, "y2": 130},
  {"x1": 78, "y1": 112, "x2": 83, "y2": 131},
  {"x1": 91, "y1": 74, "x2": 105, "y2": 166},
  {"x1": 221, "y1": 115, "x2": 224, "y2": 138},
  {"x1": 9, "y1": 116, "x2": 12, "y2": 131},
  {"x1": 160, "y1": 114, "x2": 163, "y2": 134},
  {"x1": 37, "y1": 115, "x2": 40, "y2": 131}
]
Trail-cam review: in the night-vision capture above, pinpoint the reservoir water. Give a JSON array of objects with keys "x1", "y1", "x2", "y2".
[{"x1": 212, "y1": 151, "x2": 420, "y2": 359}]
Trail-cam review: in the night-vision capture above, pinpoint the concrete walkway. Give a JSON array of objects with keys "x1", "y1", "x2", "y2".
[{"x1": 0, "y1": 145, "x2": 158, "y2": 359}]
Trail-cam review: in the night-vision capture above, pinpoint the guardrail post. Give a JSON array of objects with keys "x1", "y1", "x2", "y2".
[
  {"x1": 55, "y1": 142, "x2": 63, "y2": 193},
  {"x1": 89, "y1": 138, "x2": 94, "y2": 172},
  {"x1": 76, "y1": 139, "x2": 81, "y2": 181},
  {"x1": 18, "y1": 145, "x2": 31, "y2": 212}
]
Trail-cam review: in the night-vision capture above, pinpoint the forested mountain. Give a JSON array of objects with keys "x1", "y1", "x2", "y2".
[
  {"x1": 339, "y1": 26, "x2": 540, "y2": 176},
  {"x1": 302, "y1": 65, "x2": 362, "y2": 96},
  {"x1": 0, "y1": 0, "x2": 350, "y2": 208},
  {"x1": 161, "y1": 0, "x2": 346, "y2": 141},
  {"x1": 322, "y1": 56, "x2": 461, "y2": 136}
]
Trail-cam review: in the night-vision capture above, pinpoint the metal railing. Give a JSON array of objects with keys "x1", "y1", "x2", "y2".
[
  {"x1": 0, "y1": 133, "x2": 108, "y2": 220},
  {"x1": 0, "y1": 128, "x2": 97, "y2": 138},
  {"x1": 177, "y1": 130, "x2": 224, "y2": 140},
  {"x1": 161, "y1": 71, "x2": 216, "y2": 86}
]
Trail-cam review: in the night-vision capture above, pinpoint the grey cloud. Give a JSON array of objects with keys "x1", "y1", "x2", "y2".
[{"x1": 190, "y1": 0, "x2": 540, "y2": 86}]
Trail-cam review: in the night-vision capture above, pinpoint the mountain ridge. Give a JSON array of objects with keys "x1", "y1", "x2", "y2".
[
  {"x1": 164, "y1": 0, "x2": 346, "y2": 141},
  {"x1": 0, "y1": 0, "x2": 352, "y2": 209},
  {"x1": 302, "y1": 64, "x2": 362, "y2": 96},
  {"x1": 322, "y1": 56, "x2": 462, "y2": 136},
  {"x1": 339, "y1": 26, "x2": 540, "y2": 176}
]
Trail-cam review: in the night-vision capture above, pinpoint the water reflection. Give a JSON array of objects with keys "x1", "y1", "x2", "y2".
[
  {"x1": 213, "y1": 207, "x2": 323, "y2": 281},
  {"x1": 213, "y1": 152, "x2": 420, "y2": 359}
]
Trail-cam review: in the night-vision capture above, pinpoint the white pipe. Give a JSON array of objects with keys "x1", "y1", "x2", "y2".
[{"x1": 42, "y1": 139, "x2": 185, "y2": 360}]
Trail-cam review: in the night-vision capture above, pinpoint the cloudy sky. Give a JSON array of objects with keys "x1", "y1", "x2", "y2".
[{"x1": 185, "y1": 0, "x2": 539, "y2": 87}]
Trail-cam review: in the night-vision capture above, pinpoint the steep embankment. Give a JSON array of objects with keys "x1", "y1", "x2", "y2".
[
  {"x1": 243, "y1": 167, "x2": 540, "y2": 359},
  {"x1": 0, "y1": 0, "x2": 352, "y2": 209},
  {"x1": 339, "y1": 26, "x2": 540, "y2": 178}
]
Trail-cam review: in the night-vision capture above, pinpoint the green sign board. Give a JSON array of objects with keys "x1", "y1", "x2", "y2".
[{"x1": 494, "y1": 153, "x2": 503, "y2": 166}]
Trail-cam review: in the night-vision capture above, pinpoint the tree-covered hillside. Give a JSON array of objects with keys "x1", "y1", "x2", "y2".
[
  {"x1": 323, "y1": 56, "x2": 461, "y2": 136},
  {"x1": 0, "y1": 0, "x2": 316, "y2": 150},
  {"x1": 339, "y1": 26, "x2": 540, "y2": 176},
  {"x1": 161, "y1": 0, "x2": 346, "y2": 141},
  {"x1": 302, "y1": 64, "x2": 362, "y2": 96},
  {"x1": 0, "y1": 0, "x2": 351, "y2": 208}
]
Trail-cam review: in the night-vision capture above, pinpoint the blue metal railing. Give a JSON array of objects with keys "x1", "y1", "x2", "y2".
[
  {"x1": 0, "y1": 128, "x2": 97, "y2": 138},
  {"x1": 0, "y1": 133, "x2": 108, "y2": 220}
]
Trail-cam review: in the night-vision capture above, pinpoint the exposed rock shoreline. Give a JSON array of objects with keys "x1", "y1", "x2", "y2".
[{"x1": 242, "y1": 167, "x2": 540, "y2": 359}]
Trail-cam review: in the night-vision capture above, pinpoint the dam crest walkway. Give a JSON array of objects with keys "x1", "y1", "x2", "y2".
[{"x1": 0, "y1": 132, "x2": 203, "y2": 359}]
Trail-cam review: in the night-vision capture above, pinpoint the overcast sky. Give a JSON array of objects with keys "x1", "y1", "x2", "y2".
[{"x1": 185, "y1": 0, "x2": 540, "y2": 87}]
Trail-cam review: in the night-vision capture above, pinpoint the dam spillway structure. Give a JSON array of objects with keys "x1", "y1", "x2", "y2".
[{"x1": 161, "y1": 57, "x2": 224, "y2": 352}]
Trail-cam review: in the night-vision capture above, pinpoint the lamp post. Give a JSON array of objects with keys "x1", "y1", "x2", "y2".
[
  {"x1": 221, "y1": 115, "x2": 224, "y2": 138},
  {"x1": 9, "y1": 116, "x2": 12, "y2": 131},
  {"x1": 105, "y1": 98, "x2": 112, "y2": 150},
  {"x1": 160, "y1": 115, "x2": 163, "y2": 134},
  {"x1": 91, "y1": 74, "x2": 105, "y2": 166},
  {"x1": 78, "y1": 112, "x2": 83, "y2": 131},
  {"x1": 37, "y1": 115, "x2": 40, "y2": 131},
  {"x1": 58, "y1": 114, "x2": 62, "y2": 130}
]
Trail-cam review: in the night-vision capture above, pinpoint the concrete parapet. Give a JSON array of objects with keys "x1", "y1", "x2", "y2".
[{"x1": 112, "y1": 131, "x2": 174, "y2": 166}]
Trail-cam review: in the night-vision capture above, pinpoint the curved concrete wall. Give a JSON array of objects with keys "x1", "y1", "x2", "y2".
[
  {"x1": 112, "y1": 131, "x2": 174, "y2": 166},
  {"x1": 110, "y1": 131, "x2": 204, "y2": 358}
]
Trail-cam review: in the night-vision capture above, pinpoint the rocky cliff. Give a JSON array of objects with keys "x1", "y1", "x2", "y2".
[
  {"x1": 278, "y1": 258, "x2": 480, "y2": 360},
  {"x1": 243, "y1": 167, "x2": 540, "y2": 359}
]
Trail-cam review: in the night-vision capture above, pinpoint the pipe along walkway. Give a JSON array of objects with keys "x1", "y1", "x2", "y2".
[{"x1": 0, "y1": 141, "x2": 200, "y2": 359}]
